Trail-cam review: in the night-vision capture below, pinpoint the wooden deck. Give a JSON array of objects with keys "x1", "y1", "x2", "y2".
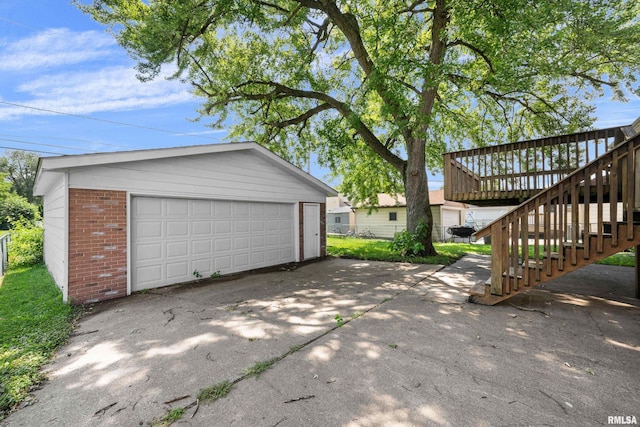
[
  {"x1": 443, "y1": 120, "x2": 640, "y2": 305},
  {"x1": 469, "y1": 132, "x2": 640, "y2": 304},
  {"x1": 444, "y1": 127, "x2": 632, "y2": 206}
]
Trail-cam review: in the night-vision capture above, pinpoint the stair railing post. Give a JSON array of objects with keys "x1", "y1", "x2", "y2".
[{"x1": 490, "y1": 221, "x2": 505, "y2": 296}]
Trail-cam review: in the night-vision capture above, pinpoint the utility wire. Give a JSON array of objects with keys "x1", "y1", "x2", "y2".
[
  {"x1": 0, "y1": 101, "x2": 220, "y2": 141},
  {"x1": 0, "y1": 133, "x2": 129, "y2": 150},
  {"x1": 0, "y1": 137, "x2": 95, "y2": 153},
  {"x1": 0, "y1": 145, "x2": 64, "y2": 156}
]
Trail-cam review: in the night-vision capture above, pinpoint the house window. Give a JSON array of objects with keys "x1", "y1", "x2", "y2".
[
  {"x1": 389, "y1": 212, "x2": 397, "y2": 221},
  {"x1": 335, "y1": 217, "x2": 341, "y2": 223}
]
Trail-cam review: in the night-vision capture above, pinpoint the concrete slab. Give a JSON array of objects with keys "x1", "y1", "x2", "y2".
[{"x1": 3, "y1": 257, "x2": 639, "y2": 426}]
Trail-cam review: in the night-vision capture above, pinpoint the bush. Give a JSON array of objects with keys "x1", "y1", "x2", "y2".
[
  {"x1": 389, "y1": 219, "x2": 430, "y2": 256},
  {"x1": 0, "y1": 194, "x2": 40, "y2": 230},
  {"x1": 8, "y1": 221, "x2": 43, "y2": 267}
]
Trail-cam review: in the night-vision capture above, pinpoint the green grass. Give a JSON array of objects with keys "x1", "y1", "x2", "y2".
[
  {"x1": 243, "y1": 357, "x2": 279, "y2": 379},
  {"x1": 0, "y1": 264, "x2": 75, "y2": 419},
  {"x1": 197, "y1": 380, "x2": 233, "y2": 403},
  {"x1": 328, "y1": 236, "x2": 634, "y2": 267},
  {"x1": 327, "y1": 236, "x2": 492, "y2": 265},
  {"x1": 151, "y1": 407, "x2": 185, "y2": 427},
  {"x1": 596, "y1": 251, "x2": 635, "y2": 267}
]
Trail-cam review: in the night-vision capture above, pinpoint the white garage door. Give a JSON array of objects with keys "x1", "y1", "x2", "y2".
[{"x1": 132, "y1": 197, "x2": 295, "y2": 291}]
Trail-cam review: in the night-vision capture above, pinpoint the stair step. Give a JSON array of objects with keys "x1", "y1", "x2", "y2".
[
  {"x1": 563, "y1": 242, "x2": 585, "y2": 249},
  {"x1": 468, "y1": 281, "x2": 487, "y2": 296},
  {"x1": 523, "y1": 260, "x2": 544, "y2": 269}
]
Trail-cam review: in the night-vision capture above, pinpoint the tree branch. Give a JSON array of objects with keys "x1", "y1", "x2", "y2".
[
  {"x1": 398, "y1": 0, "x2": 434, "y2": 15},
  {"x1": 448, "y1": 39, "x2": 495, "y2": 73},
  {"x1": 270, "y1": 103, "x2": 332, "y2": 128},
  {"x1": 294, "y1": 0, "x2": 414, "y2": 143},
  {"x1": 235, "y1": 80, "x2": 407, "y2": 171},
  {"x1": 571, "y1": 71, "x2": 616, "y2": 87}
]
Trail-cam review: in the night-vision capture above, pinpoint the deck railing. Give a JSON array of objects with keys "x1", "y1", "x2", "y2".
[
  {"x1": 444, "y1": 127, "x2": 624, "y2": 204},
  {"x1": 474, "y1": 132, "x2": 640, "y2": 298}
]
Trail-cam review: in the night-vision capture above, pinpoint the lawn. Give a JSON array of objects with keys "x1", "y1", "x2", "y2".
[
  {"x1": 327, "y1": 235, "x2": 492, "y2": 265},
  {"x1": 327, "y1": 236, "x2": 635, "y2": 267},
  {"x1": 0, "y1": 264, "x2": 75, "y2": 420}
]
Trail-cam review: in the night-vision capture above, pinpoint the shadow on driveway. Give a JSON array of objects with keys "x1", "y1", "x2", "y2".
[{"x1": 4, "y1": 257, "x2": 639, "y2": 426}]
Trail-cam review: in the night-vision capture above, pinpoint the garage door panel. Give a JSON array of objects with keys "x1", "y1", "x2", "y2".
[
  {"x1": 233, "y1": 253, "x2": 249, "y2": 268},
  {"x1": 132, "y1": 197, "x2": 294, "y2": 292},
  {"x1": 234, "y1": 220, "x2": 250, "y2": 233},
  {"x1": 167, "y1": 241, "x2": 188, "y2": 257},
  {"x1": 136, "y1": 265, "x2": 162, "y2": 285},
  {"x1": 267, "y1": 220, "x2": 279, "y2": 231},
  {"x1": 214, "y1": 256, "x2": 231, "y2": 271},
  {"x1": 136, "y1": 243, "x2": 162, "y2": 261},
  {"x1": 192, "y1": 221, "x2": 212, "y2": 235},
  {"x1": 234, "y1": 237, "x2": 250, "y2": 250},
  {"x1": 234, "y1": 203, "x2": 250, "y2": 216},
  {"x1": 166, "y1": 199, "x2": 188, "y2": 216},
  {"x1": 192, "y1": 240, "x2": 212, "y2": 255},
  {"x1": 215, "y1": 238, "x2": 232, "y2": 252},
  {"x1": 251, "y1": 220, "x2": 265, "y2": 232},
  {"x1": 167, "y1": 221, "x2": 189, "y2": 237},
  {"x1": 251, "y1": 252, "x2": 265, "y2": 264},
  {"x1": 192, "y1": 258, "x2": 211, "y2": 273},
  {"x1": 215, "y1": 220, "x2": 232, "y2": 234},
  {"x1": 266, "y1": 235, "x2": 280, "y2": 246},
  {"x1": 251, "y1": 204, "x2": 265, "y2": 215},
  {"x1": 135, "y1": 198, "x2": 162, "y2": 216},
  {"x1": 167, "y1": 261, "x2": 188, "y2": 279},
  {"x1": 267, "y1": 251, "x2": 280, "y2": 262},
  {"x1": 214, "y1": 201, "x2": 232, "y2": 216},
  {"x1": 252, "y1": 236, "x2": 265, "y2": 247},
  {"x1": 136, "y1": 222, "x2": 163, "y2": 239},
  {"x1": 192, "y1": 200, "x2": 212, "y2": 216}
]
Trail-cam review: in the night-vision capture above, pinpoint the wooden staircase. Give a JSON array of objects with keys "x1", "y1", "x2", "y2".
[{"x1": 458, "y1": 128, "x2": 640, "y2": 305}]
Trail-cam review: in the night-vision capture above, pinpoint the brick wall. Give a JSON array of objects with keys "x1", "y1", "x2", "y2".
[
  {"x1": 299, "y1": 202, "x2": 327, "y2": 261},
  {"x1": 68, "y1": 189, "x2": 127, "y2": 304}
]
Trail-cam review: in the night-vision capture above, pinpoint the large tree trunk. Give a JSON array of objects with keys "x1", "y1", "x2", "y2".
[{"x1": 404, "y1": 138, "x2": 437, "y2": 256}]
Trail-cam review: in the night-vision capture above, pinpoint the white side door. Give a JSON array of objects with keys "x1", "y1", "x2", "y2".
[{"x1": 303, "y1": 203, "x2": 320, "y2": 259}]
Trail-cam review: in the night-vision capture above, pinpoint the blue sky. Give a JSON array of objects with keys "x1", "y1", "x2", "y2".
[{"x1": 1, "y1": 1, "x2": 640, "y2": 187}]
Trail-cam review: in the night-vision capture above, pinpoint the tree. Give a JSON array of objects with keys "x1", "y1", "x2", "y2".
[
  {"x1": 0, "y1": 150, "x2": 39, "y2": 204},
  {"x1": 78, "y1": 0, "x2": 640, "y2": 255},
  {"x1": 0, "y1": 193, "x2": 40, "y2": 230}
]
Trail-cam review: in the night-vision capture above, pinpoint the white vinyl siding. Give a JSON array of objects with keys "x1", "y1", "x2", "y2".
[
  {"x1": 355, "y1": 207, "x2": 408, "y2": 239},
  {"x1": 68, "y1": 151, "x2": 325, "y2": 203},
  {"x1": 131, "y1": 197, "x2": 295, "y2": 291},
  {"x1": 355, "y1": 206, "x2": 465, "y2": 241},
  {"x1": 42, "y1": 173, "x2": 68, "y2": 300}
]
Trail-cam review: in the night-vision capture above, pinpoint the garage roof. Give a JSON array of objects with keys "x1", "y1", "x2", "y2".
[{"x1": 34, "y1": 141, "x2": 337, "y2": 197}]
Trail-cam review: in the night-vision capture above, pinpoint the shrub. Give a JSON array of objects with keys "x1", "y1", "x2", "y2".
[
  {"x1": 0, "y1": 194, "x2": 40, "y2": 230},
  {"x1": 8, "y1": 221, "x2": 43, "y2": 267},
  {"x1": 389, "y1": 219, "x2": 430, "y2": 256}
]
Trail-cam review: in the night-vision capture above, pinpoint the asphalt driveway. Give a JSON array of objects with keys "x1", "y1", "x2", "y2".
[{"x1": 3, "y1": 256, "x2": 639, "y2": 426}]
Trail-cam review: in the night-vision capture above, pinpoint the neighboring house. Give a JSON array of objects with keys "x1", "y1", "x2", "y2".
[
  {"x1": 33, "y1": 142, "x2": 337, "y2": 304},
  {"x1": 326, "y1": 195, "x2": 355, "y2": 234},
  {"x1": 354, "y1": 190, "x2": 467, "y2": 240},
  {"x1": 465, "y1": 206, "x2": 513, "y2": 230}
]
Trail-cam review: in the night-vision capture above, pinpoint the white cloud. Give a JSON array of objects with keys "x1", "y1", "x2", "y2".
[
  {"x1": 0, "y1": 28, "x2": 118, "y2": 70},
  {"x1": 0, "y1": 65, "x2": 194, "y2": 120},
  {"x1": 0, "y1": 28, "x2": 198, "y2": 121}
]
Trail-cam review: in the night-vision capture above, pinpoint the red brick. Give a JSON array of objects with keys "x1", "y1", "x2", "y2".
[{"x1": 68, "y1": 189, "x2": 127, "y2": 304}]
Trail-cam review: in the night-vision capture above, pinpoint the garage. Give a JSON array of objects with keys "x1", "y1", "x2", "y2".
[
  {"x1": 131, "y1": 197, "x2": 295, "y2": 291},
  {"x1": 34, "y1": 142, "x2": 336, "y2": 304}
]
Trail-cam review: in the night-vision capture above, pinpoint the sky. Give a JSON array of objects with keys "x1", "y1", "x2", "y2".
[{"x1": 1, "y1": 1, "x2": 640, "y2": 188}]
